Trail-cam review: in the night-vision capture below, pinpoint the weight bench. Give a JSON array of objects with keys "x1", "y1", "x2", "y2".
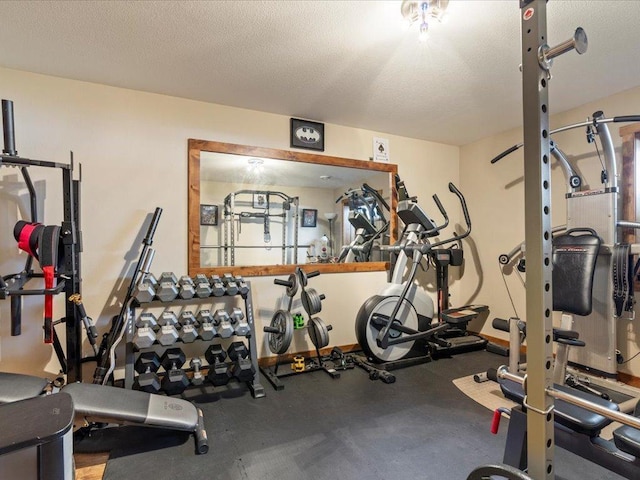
[
  {"x1": 0, "y1": 371, "x2": 208, "y2": 479},
  {"x1": 492, "y1": 227, "x2": 640, "y2": 478},
  {"x1": 499, "y1": 377, "x2": 640, "y2": 479}
]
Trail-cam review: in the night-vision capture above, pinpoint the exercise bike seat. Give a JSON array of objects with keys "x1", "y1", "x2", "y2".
[
  {"x1": 612, "y1": 401, "x2": 640, "y2": 458},
  {"x1": 64, "y1": 382, "x2": 200, "y2": 432},
  {"x1": 0, "y1": 371, "x2": 48, "y2": 403},
  {"x1": 500, "y1": 378, "x2": 619, "y2": 436}
]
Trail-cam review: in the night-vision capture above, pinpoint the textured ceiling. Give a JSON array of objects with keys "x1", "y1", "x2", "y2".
[{"x1": 0, "y1": 1, "x2": 639, "y2": 146}]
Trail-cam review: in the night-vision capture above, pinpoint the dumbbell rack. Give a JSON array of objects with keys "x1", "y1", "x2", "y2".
[
  {"x1": 260, "y1": 268, "x2": 345, "y2": 391},
  {"x1": 124, "y1": 276, "x2": 265, "y2": 399}
]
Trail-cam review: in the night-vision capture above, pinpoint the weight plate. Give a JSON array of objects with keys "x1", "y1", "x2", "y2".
[
  {"x1": 296, "y1": 267, "x2": 308, "y2": 287},
  {"x1": 301, "y1": 288, "x2": 322, "y2": 316},
  {"x1": 286, "y1": 273, "x2": 298, "y2": 298},
  {"x1": 309, "y1": 317, "x2": 330, "y2": 349},
  {"x1": 267, "y1": 310, "x2": 294, "y2": 355}
]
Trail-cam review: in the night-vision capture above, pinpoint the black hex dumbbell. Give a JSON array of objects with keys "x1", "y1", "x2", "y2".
[
  {"x1": 133, "y1": 352, "x2": 161, "y2": 393},
  {"x1": 205, "y1": 345, "x2": 232, "y2": 386},
  {"x1": 160, "y1": 348, "x2": 189, "y2": 395},
  {"x1": 227, "y1": 341, "x2": 255, "y2": 383}
]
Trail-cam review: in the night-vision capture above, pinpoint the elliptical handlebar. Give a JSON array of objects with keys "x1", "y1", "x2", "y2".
[
  {"x1": 421, "y1": 193, "x2": 449, "y2": 237},
  {"x1": 362, "y1": 182, "x2": 390, "y2": 211},
  {"x1": 383, "y1": 182, "x2": 472, "y2": 256},
  {"x1": 448, "y1": 182, "x2": 471, "y2": 239}
]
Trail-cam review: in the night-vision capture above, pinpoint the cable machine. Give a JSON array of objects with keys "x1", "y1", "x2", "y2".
[
  {"x1": 0, "y1": 99, "x2": 84, "y2": 382},
  {"x1": 493, "y1": 112, "x2": 640, "y2": 389}
]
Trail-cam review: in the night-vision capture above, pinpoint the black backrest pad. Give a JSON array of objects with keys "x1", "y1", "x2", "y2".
[
  {"x1": 552, "y1": 229, "x2": 600, "y2": 316},
  {"x1": 0, "y1": 372, "x2": 48, "y2": 403}
]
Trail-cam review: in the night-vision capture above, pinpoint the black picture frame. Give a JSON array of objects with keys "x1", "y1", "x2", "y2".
[
  {"x1": 200, "y1": 204, "x2": 218, "y2": 226},
  {"x1": 290, "y1": 118, "x2": 324, "y2": 151},
  {"x1": 301, "y1": 209, "x2": 318, "y2": 228}
]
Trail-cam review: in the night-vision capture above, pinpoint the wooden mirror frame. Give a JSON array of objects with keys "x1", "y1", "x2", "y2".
[
  {"x1": 188, "y1": 139, "x2": 398, "y2": 277},
  {"x1": 621, "y1": 123, "x2": 640, "y2": 244}
]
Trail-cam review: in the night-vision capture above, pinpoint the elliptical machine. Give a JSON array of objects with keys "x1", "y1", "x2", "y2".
[
  {"x1": 336, "y1": 183, "x2": 390, "y2": 263},
  {"x1": 355, "y1": 176, "x2": 488, "y2": 365}
]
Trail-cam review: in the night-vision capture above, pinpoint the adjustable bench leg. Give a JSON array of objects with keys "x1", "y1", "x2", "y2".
[
  {"x1": 504, "y1": 407, "x2": 528, "y2": 471},
  {"x1": 194, "y1": 408, "x2": 208, "y2": 454}
]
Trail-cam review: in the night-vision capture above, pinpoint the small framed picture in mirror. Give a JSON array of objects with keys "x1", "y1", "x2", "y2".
[
  {"x1": 302, "y1": 209, "x2": 318, "y2": 228},
  {"x1": 200, "y1": 204, "x2": 218, "y2": 226}
]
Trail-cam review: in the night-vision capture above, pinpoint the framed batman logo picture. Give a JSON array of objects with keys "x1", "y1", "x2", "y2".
[{"x1": 290, "y1": 118, "x2": 324, "y2": 151}]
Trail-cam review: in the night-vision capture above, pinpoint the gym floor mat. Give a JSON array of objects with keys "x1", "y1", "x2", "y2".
[{"x1": 100, "y1": 350, "x2": 625, "y2": 480}]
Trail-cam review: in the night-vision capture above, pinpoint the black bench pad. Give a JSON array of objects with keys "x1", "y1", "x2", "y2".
[
  {"x1": 613, "y1": 401, "x2": 640, "y2": 458},
  {"x1": 500, "y1": 378, "x2": 619, "y2": 436},
  {"x1": 0, "y1": 372, "x2": 48, "y2": 403}
]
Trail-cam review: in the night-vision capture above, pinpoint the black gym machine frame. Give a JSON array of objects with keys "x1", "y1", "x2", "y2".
[{"x1": 0, "y1": 99, "x2": 85, "y2": 382}]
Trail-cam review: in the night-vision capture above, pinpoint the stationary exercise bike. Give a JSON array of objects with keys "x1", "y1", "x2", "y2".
[{"x1": 355, "y1": 176, "x2": 487, "y2": 365}]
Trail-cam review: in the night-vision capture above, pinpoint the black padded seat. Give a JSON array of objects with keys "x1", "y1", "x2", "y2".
[
  {"x1": 0, "y1": 372, "x2": 48, "y2": 403},
  {"x1": 500, "y1": 378, "x2": 619, "y2": 437},
  {"x1": 64, "y1": 382, "x2": 199, "y2": 432},
  {"x1": 612, "y1": 402, "x2": 640, "y2": 458},
  {"x1": 552, "y1": 229, "x2": 600, "y2": 316}
]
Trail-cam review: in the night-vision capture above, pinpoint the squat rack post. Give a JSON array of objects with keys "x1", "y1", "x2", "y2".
[
  {"x1": 519, "y1": 1, "x2": 588, "y2": 477},
  {"x1": 520, "y1": 1, "x2": 555, "y2": 478}
]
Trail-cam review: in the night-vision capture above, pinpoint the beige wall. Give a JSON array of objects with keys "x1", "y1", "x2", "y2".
[
  {"x1": 460, "y1": 85, "x2": 640, "y2": 378},
  {"x1": 0, "y1": 67, "x2": 460, "y2": 379}
]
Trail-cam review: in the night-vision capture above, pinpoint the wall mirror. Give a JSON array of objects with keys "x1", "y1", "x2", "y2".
[{"x1": 188, "y1": 139, "x2": 398, "y2": 277}]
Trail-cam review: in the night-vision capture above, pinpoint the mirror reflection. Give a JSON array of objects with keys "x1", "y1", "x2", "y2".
[
  {"x1": 199, "y1": 152, "x2": 391, "y2": 267},
  {"x1": 187, "y1": 140, "x2": 398, "y2": 277}
]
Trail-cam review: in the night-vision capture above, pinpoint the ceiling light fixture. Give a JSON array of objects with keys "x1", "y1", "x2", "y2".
[
  {"x1": 401, "y1": 0, "x2": 449, "y2": 42},
  {"x1": 246, "y1": 157, "x2": 264, "y2": 175}
]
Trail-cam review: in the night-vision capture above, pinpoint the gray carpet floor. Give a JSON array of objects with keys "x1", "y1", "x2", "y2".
[{"x1": 79, "y1": 350, "x2": 627, "y2": 480}]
